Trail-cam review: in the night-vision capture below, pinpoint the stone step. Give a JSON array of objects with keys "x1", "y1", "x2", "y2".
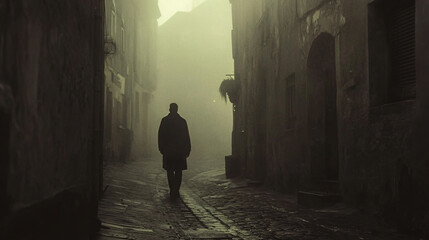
[{"x1": 297, "y1": 191, "x2": 341, "y2": 209}]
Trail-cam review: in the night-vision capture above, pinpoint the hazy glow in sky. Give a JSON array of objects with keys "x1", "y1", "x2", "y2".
[{"x1": 158, "y1": 0, "x2": 206, "y2": 25}]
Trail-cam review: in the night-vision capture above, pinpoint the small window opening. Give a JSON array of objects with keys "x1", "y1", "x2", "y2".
[{"x1": 368, "y1": 0, "x2": 416, "y2": 105}]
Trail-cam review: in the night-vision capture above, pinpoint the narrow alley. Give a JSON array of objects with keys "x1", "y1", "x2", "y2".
[
  {"x1": 97, "y1": 157, "x2": 416, "y2": 240},
  {"x1": 2, "y1": 0, "x2": 429, "y2": 239}
]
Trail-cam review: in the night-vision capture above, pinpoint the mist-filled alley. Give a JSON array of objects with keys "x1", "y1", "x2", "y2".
[
  {"x1": 1, "y1": 0, "x2": 429, "y2": 239},
  {"x1": 151, "y1": 0, "x2": 233, "y2": 162}
]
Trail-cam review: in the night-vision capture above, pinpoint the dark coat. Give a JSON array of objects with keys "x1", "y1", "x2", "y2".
[{"x1": 158, "y1": 113, "x2": 191, "y2": 171}]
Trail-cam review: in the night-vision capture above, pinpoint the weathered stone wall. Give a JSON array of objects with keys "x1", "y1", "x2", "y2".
[
  {"x1": 0, "y1": 0, "x2": 104, "y2": 237},
  {"x1": 104, "y1": 0, "x2": 134, "y2": 162},
  {"x1": 104, "y1": 0, "x2": 159, "y2": 161},
  {"x1": 231, "y1": 0, "x2": 429, "y2": 234},
  {"x1": 131, "y1": 0, "x2": 159, "y2": 159}
]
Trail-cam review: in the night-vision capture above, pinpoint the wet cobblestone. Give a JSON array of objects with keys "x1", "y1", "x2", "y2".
[
  {"x1": 97, "y1": 158, "x2": 419, "y2": 240},
  {"x1": 98, "y1": 159, "x2": 204, "y2": 240},
  {"x1": 184, "y1": 166, "x2": 418, "y2": 240}
]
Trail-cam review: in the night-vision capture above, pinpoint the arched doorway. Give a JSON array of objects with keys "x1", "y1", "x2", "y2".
[{"x1": 307, "y1": 33, "x2": 338, "y2": 181}]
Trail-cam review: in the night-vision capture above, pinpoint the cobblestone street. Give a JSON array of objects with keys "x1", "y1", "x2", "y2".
[{"x1": 97, "y1": 158, "x2": 419, "y2": 240}]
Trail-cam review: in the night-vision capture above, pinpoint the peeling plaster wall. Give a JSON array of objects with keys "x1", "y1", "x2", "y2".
[
  {"x1": 0, "y1": 0, "x2": 103, "y2": 217},
  {"x1": 231, "y1": 0, "x2": 429, "y2": 234}
]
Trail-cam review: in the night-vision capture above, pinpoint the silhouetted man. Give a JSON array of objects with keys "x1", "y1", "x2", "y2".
[{"x1": 158, "y1": 103, "x2": 191, "y2": 199}]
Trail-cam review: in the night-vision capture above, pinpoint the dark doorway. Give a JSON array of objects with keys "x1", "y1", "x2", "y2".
[{"x1": 307, "y1": 33, "x2": 339, "y2": 181}]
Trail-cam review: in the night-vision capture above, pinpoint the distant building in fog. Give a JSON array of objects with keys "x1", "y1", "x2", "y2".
[
  {"x1": 155, "y1": 0, "x2": 233, "y2": 160},
  {"x1": 229, "y1": 0, "x2": 429, "y2": 235},
  {"x1": 104, "y1": 0, "x2": 160, "y2": 161}
]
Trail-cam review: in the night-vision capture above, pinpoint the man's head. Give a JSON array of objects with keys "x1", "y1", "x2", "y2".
[{"x1": 169, "y1": 103, "x2": 178, "y2": 113}]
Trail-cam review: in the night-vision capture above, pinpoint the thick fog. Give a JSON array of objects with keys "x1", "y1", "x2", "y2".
[{"x1": 150, "y1": 0, "x2": 234, "y2": 167}]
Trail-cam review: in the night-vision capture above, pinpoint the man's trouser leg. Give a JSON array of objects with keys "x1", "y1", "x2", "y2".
[
  {"x1": 167, "y1": 170, "x2": 175, "y2": 195},
  {"x1": 175, "y1": 170, "x2": 182, "y2": 194}
]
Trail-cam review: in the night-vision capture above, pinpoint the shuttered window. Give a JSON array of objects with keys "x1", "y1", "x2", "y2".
[
  {"x1": 368, "y1": 0, "x2": 416, "y2": 105},
  {"x1": 389, "y1": 0, "x2": 416, "y2": 100}
]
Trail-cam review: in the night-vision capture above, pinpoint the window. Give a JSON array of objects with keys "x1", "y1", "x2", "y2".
[
  {"x1": 390, "y1": 1, "x2": 415, "y2": 100},
  {"x1": 121, "y1": 27, "x2": 125, "y2": 55},
  {"x1": 110, "y1": 11, "x2": 116, "y2": 37},
  {"x1": 368, "y1": 0, "x2": 416, "y2": 105},
  {"x1": 285, "y1": 73, "x2": 296, "y2": 129}
]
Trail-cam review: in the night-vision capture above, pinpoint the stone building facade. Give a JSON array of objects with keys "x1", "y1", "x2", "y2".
[
  {"x1": 104, "y1": 0, "x2": 159, "y2": 161},
  {"x1": 0, "y1": 0, "x2": 105, "y2": 238},
  {"x1": 230, "y1": 0, "x2": 429, "y2": 235}
]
